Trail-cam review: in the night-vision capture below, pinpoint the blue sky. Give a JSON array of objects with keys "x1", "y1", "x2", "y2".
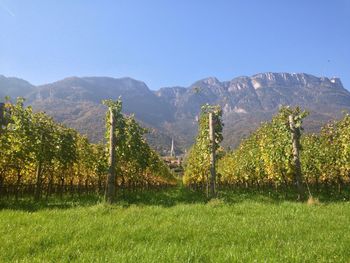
[{"x1": 0, "y1": 0, "x2": 349, "y2": 90}]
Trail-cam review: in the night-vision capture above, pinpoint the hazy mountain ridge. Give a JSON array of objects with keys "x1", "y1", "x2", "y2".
[
  {"x1": 0, "y1": 75, "x2": 35, "y2": 99},
  {"x1": 1, "y1": 72, "x2": 350, "y2": 154}
]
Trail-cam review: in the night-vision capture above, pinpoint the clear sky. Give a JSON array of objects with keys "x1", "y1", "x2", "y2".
[{"x1": 0, "y1": 0, "x2": 349, "y2": 90}]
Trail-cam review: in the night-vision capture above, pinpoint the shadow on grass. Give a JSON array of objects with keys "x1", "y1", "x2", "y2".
[
  {"x1": 219, "y1": 186, "x2": 350, "y2": 205},
  {"x1": 1, "y1": 185, "x2": 349, "y2": 212},
  {"x1": 0, "y1": 194, "x2": 104, "y2": 212}
]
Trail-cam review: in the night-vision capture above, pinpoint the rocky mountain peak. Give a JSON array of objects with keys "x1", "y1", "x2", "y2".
[
  {"x1": 201, "y1": 77, "x2": 221, "y2": 86},
  {"x1": 328, "y1": 77, "x2": 343, "y2": 88}
]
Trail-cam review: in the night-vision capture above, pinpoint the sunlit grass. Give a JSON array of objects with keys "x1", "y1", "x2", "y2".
[{"x1": 1, "y1": 187, "x2": 349, "y2": 262}]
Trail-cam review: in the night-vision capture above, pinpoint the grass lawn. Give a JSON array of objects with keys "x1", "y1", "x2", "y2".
[{"x1": 1, "y1": 187, "x2": 350, "y2": 262}]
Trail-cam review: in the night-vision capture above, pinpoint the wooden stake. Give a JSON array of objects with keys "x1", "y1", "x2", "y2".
[
  {"x1": 209, "y1": 112, "x2": 216, "y2": 198},
  {"x1": 105, "y1": 108, "x2": 117, "y2": 203},
  {"x1": 34, "y1": 133, "x2": 44, "y2": 201},
  {"x1": 34, "y1": 160, "x2": 42, "y2": 201},
  {"x1": 289, "y1": 114, "x2": 305, "y2": 200}
]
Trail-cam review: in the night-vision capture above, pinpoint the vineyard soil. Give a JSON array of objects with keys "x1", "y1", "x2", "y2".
[{"x1": 1, "y1": 187, "x2": 350, "y2": 262}]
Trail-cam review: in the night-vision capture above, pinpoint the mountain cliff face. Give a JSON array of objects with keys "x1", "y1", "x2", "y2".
[
  {"x1": 155, "y1": 73, "x2": 350, "y2": 149},
  {"x1": 1, "y1": 72, "x2": 350, "y2": 154},
  {"x1": 158, "y1": 73, "x2": 348, "y2": 116}
]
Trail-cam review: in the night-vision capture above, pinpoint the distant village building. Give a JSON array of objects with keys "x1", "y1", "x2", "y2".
[
  {"x1": 170, "y1": 138, "x2": 175, "y2": 157},
  {"x1": 161, "y1": 138, "x2": 184, "y2": 176}
]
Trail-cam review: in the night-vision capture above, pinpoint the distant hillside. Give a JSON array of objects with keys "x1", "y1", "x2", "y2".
[
  {"x1": 0, "y1": 75, "x2": 34, "y2": 99},
  {"x1": 1, "y1": 72, "x2": 350, "y2": 154}
]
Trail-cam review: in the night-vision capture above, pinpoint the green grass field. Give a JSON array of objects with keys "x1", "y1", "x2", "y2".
[{"x1": 1, "y1": 187, "x2": 350, "y2": 262}]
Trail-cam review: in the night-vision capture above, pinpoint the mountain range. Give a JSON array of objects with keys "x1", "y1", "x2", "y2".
[{"x1": 1, "y1": 72, "x2": 350, "y2": 154}]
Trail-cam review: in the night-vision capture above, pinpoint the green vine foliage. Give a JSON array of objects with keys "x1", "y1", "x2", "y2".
[
  {"x1": 103, "y1": 98, "x2": 176, "y2": 187},
  {"x1": 2, "y1": 96, "x2": 348, "y2": 197},
  {"x1": 218, "y1": 106, "x2": 350, "y2": 191},
  {"x1": 218, "y1": 107, "x2": 308, "y2": 187},
  {"x1": 183, "y1": 104, "x2": 223, "y2": 187},
  {"x1": 0, "y1": 97, "x2": 175, "y2": 199},
  {"x1": 301, "y1": 113, "x2": 350, "y2": 188}
]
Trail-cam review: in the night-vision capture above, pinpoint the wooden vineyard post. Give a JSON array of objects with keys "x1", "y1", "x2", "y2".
[
  {"x1": 209, "y1": 112, "x2": 216, "y2": 198},
  {"x1": 105, "y1": 107, "x2": 117, "y2": 203},
  {"x1": 34, "y1": 133, "x2": 44, "y2": 201},
  {"x1": 289, "y1": 114, "x2": 305, "y2": 200},
  {"x1": 34, "y1": 160, "x2": 43, "y2": 201}
]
